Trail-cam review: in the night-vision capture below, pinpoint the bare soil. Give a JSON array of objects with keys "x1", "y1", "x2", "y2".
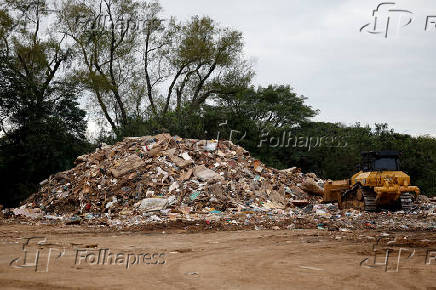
[{"x1": 0, "y1": 224, "x2": 435, "y2": 290}]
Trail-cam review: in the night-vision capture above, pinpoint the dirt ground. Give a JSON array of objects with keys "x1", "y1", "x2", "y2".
[{"x1": 0, "y1": 224, "x2": 435, "y2": 290}]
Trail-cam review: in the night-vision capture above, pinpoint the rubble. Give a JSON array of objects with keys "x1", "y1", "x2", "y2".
[
  {"x1": 137, "y1": 197, "x2": 175, "y2": 212},
  {"x1": 8, "y1": 135, "x2": 311, "y2": 222},
  {"x1": 12, "y1": 207, "x2": 44, "y2": 219},
  {"x1": 300, "y1": 178, "x2": 324, "y2": 196},
  {"x1": 109, "y1": 155, "x2": 145, "y2": 178},
  {"x1": 4, "y1": 134, "x2": 435, "y2": 232},
  {"x1": 193, "y1": 165, "x2": 224, "y2": 181}
]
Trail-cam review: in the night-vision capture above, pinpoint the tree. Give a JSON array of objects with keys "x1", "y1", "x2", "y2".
[
  {"x1": 57, "y1": 0, "x2": 253, "y2": 136},
  {"x1": 215, "y1": 85, "x2": 318, "y2": 129},
  {"x1": 0, "y1": 1, "x2": 90, "y2": 207},
  {"x1": 166, "y1": 16, "x2": 252, "y2": 113}
]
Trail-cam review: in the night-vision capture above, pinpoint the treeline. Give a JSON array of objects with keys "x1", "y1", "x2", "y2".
[
  {"x1": 108, "y1": 92, "x2": 436, "y2": 198},
  {"x1": 1, "y1": 0, "x2": 435, "y2": 207}
]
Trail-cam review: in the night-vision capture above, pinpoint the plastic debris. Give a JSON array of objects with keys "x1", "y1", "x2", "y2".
[
  {"x1": 4, "y1": 134, "x2": 434, "y2": 231},
  {"x1": 139, "y1": 198, "x2": 171, "y2": 212}
]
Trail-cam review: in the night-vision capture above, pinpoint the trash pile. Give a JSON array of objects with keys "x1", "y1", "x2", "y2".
[
  {"x1": 5, "y1": 134, "x2": 324, "y2": 226},
  {"x1": 3, "y1": 134, "x2": 436, "y2": 231}
]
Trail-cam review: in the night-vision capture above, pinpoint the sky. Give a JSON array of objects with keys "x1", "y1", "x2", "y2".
[{"x1": 160, "y1": 0, "x2": 436, "y2": 136}]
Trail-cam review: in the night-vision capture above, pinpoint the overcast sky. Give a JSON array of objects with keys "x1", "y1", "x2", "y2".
[{"x1": 160, "y1": 0, "x2": 436, "y2": 136}]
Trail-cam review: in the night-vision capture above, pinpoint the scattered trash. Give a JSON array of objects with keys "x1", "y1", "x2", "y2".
[
  {"x1": 287, "y1": 224, "x2": 296, "y2": 230},
  {"x1": 300, "y1": 178, "x2": 324, "y2": 196},
  {"x1": 203, "y1": 141, "x2": 217, "y2": 152},
  {"x1": 190, "y1": 191, "x2": 201, "y2": 202},
  {"x1": 139, "y1": 198, "x2": 173, "y2": 212},
  {"x1": 66, "y1": 216, "x2": 81, "y2": 225},
  {"x1": 106, "y1": 197, "x2": 118, "y2": 209},
  {"x1": 4, "y1": 134, "x2": 434, "y2": 231},
  {"x1": 291, "y1": 200, "x2": 310, "y2": 207},
  {"x1": 193, "y1": 165, "x2": 223, "y2": 181},
  {"x1": 317, "y1": 223, "x2": 326, "y2": 230},
  {"x1": 110, "y1": 155, "x2": 145, "y2": 178},
  {"x1": 13, "y1": 207, "x2": 44, "y2": 219}
]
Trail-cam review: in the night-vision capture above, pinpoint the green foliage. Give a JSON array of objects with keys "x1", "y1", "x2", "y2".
[
  {"x1": 216, "y1": 85, "x2": 318, "y2": 128},
  {"x1": 0, "y1": 55, "x2": 91, "y2": 207},
  {"x1": 0, "y1": 53, "x2": 91, "y2": 205},
  {"x1": 0, "y1": 0, "x2": 90, "y2": 207}
]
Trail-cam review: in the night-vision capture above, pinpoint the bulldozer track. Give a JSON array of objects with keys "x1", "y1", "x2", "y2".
[
  {"x1": 363, "y1": 190, "x2": 377, "y2": 212},
  {"x1": 340, "y1": 185, "x2": 377, "y2": 212},
  {"x1": 400, "y1": 192, "x2": 414, "y2": 211}
]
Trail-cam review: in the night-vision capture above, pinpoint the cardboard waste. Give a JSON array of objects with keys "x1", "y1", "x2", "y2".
[
  {"x1": 3, "y1": 135, "x2": 312, "y2": 223},
  {"x1": 3, "y1": 134, "x2": 436, "y2": 231}
]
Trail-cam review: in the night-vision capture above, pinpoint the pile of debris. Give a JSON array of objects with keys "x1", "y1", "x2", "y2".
[
  {"x1": 8, "y1": 134, "x2": 324, "y2": 225},
  {"x1": 4, "y1": 134, "x2": 435, "y2": 231}
]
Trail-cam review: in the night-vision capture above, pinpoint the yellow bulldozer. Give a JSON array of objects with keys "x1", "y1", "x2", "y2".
[{"x1": 323, "y1": 151, "x2": 420, "y2": 211}]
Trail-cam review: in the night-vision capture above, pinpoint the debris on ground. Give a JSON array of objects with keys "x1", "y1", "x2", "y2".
[
  {"x1": 2, "y1": 134, "x2": 435, "y2": 231},
  {"x1": 299, "y1": 178, "x2": 324, "y2": 196}
]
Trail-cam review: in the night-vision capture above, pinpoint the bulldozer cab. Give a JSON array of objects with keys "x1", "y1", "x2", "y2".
[{"x1": 360, "y1": 151, "x2": 400, "y2": 172}]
